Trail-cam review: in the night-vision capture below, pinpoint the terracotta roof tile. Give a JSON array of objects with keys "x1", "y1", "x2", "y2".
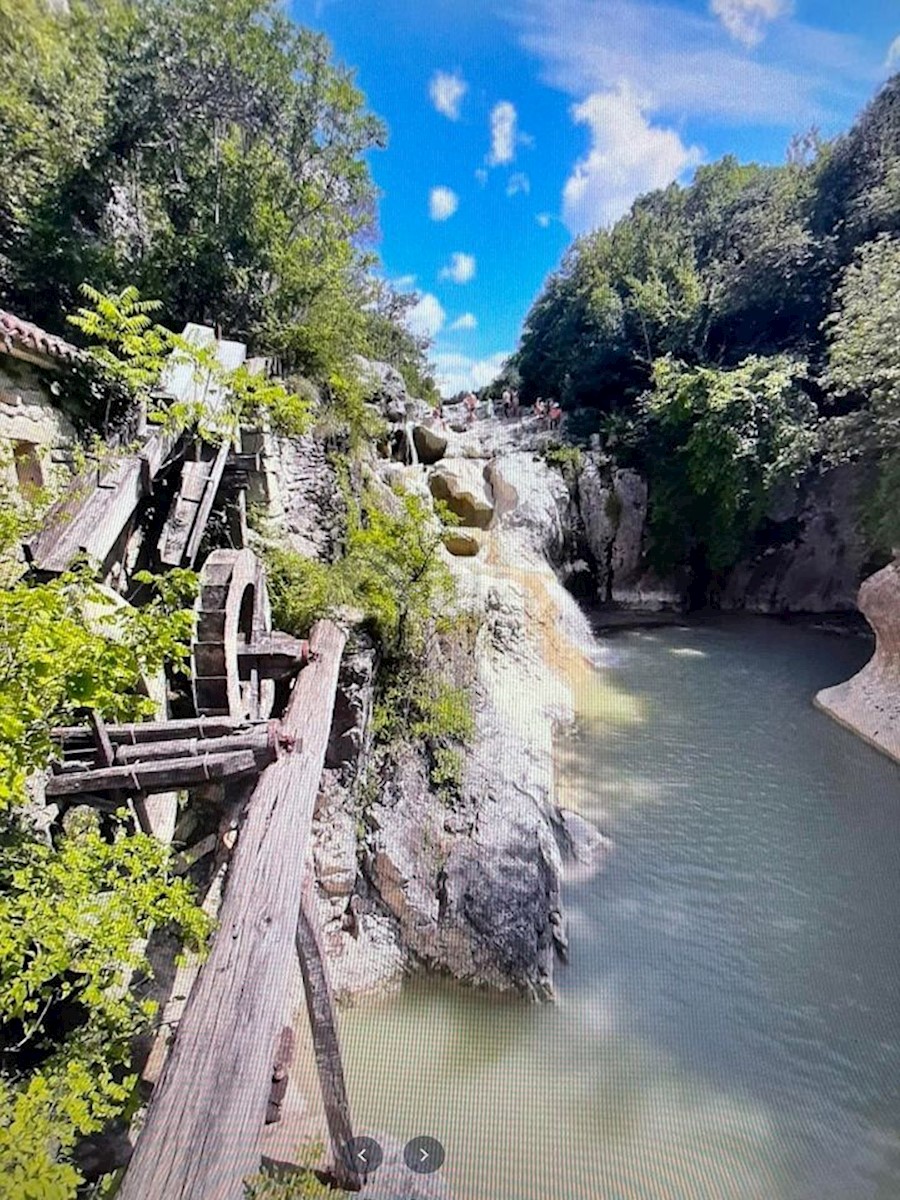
[{"x1": 0, "y1": 309, "x2": 83, "y2": 365}]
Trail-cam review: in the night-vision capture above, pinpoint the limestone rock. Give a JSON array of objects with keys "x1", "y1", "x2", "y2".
[
  {"x1": 722, "y1": 462, "x2": 871, "y2": 613},
  {"x1": 429, "y1": 460, "x2": 494, "y2": 528},
  {"x1": 610, "y1": 469, "x2": 648, "y2": 592},
  {"x1": 442, "y1": 528, "x2": 482, "y2": 557},
  {"x1": 486, "y1": 453, "x2": 571, "y2": 562},
  {"x1": 816, "y1": 558, "x2": 900, "y2": 762},
  {"x1": 313, "y1": 806, "x2": 359, "y2": 898},
  {"x1": 326, "y1": 632, "x2": 377, "y2": 780},
  {"x1": 412, "y1": 423, "x2": 448, "y2": 465}
]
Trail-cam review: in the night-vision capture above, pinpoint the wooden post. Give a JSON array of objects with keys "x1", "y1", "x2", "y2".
[
  {"x1": 118, "y1": 620, "x2": 348, "y2": 1200},
  {"x1": 296, "y1": 866, "x2": 358, "y2": 1192}
]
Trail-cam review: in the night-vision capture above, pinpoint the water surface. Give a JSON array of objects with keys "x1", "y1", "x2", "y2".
[{"x1": 340, "y1": 618, "x2": 900, "y2": 1200}]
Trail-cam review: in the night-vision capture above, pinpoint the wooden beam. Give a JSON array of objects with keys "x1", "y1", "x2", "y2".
[
  {"x1": 296, "y1": 867, "x2": 357, "y2": 1191},
  {"x1": 25, "y1": 431, "x2": 180, "y2": 574},
  {"x1": 52, "y1": 717, "x2": 264, "y2": 748},
  {"x1": 159, "y1": 441, "x2": 231, "y2": 568},
  {"x1": 114, "y1": 725, "x2": 285, "y2": 768},
  {"x1": 118, "y1": 620, "x2": 348, "y2": 1200},
  {"x1": 45, "y1": 750, "x2": 259, "y2": 798}
]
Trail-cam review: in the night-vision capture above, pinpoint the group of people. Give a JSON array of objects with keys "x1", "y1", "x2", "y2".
[
  {"x1": 430, "y1": 388, "x2": 562, "y2": 431},
  {"x1": 532, "y1": 397, "x2": 563, "y2": 430}
]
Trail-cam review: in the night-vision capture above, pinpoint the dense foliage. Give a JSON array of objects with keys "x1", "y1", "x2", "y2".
[
  {"x1": 0, "y1": 493, "x2": 209, "y2": 1196},
  {"x1": 0, "y1": 0, "x2": 437, "y2": 403},
  {"x1": 514, "y1": 75, "x2": 900, "y2": 577}
]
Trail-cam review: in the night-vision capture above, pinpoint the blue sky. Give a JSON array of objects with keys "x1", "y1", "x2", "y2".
[{"x1": 291, "y1": 0, "x2": 899, "y2": 396}]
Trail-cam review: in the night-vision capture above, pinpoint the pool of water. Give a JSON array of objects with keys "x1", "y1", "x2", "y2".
[{"x1": 339, "y1": 618, "x2": 900, "y2": 1200}]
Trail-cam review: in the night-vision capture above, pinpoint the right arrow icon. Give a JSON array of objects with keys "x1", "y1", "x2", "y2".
[{"x1": 404, "y1": 1136, "x2": 445, "y2": 1175}]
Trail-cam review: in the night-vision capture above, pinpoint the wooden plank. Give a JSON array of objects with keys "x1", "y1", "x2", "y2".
[
  {"x1": 184, "y1": 441, "x2": 230, "y2": 566},
  {"x1": 296, "y1": 867, "x2": 357, "y2": 1190},
  {"x1": 114, "y1": 725, "x2": 282, "y2": 767},
  {"x1": 52, "y1": 717, "x2": 262, "y2": 748},
  {"x1": 26, "y1": 431, "x2": 180, "y2": 574},
  {"x1": 159, "y1": 441, "x2": 231, "y2": 568},
  {"x1": 45, "y1": 750, "x2": 259, "y2": 798},
  {"x1": 118, "y1": 620, "x2": 348, "y2": 1200},
  {"x1": 88, "y1": 710, "x2": 115, "y2": 767}
]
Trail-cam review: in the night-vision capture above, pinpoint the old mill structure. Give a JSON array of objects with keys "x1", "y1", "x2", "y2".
[{"x1": 0, "y1": 310, "x2": 361, "y2": 1197}]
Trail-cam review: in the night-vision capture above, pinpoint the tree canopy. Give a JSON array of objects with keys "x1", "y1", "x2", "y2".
[
  {"x1": 0, "y1": 0, "x2": 436, "y2": 395},
  {"x1": 514, "y1": 73, "x2": 900, "y2": 576}
]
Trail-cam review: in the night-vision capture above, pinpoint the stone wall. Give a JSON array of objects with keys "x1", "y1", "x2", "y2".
[{"x1": 0, "y1": 358, "x2": 76, "y2": 496}]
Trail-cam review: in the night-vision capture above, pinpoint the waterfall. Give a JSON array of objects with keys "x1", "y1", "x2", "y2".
[{"x1": 404, "y1": 419, "x2": 419, "y2": 467}]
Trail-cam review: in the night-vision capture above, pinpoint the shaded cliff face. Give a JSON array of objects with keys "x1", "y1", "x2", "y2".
[{"x1": 576, "y1": 452, "x2": 876, "y2": 614}]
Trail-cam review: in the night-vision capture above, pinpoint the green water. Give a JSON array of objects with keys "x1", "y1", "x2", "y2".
[{"x1": 339, "y1": 618, "x2": 900, "y2": 1200}]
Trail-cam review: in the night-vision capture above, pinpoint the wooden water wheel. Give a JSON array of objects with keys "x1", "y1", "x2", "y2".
[{"x1": 192, "y1": 549, "x2": 309, "y2": 720}]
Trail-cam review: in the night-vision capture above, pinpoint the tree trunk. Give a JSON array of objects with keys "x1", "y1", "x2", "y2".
[{"x1": 118, "y1": 620, "x2": 348, "y2": 1200}]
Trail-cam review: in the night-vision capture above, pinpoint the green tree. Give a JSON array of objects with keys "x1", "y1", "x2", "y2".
[{"x1": 636, "y1": 355, "x2": 819, "y2": 584}]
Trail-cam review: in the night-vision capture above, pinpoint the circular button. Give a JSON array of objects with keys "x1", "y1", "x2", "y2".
[
  {"x1": 403, "y1": 1135, "x2": 445, "y2": 1175},
  {"x1": 342, "y1": 1135, "x2": 383, "y2": 1175}
]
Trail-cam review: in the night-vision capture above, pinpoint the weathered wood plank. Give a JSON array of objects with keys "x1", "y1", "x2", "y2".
[
  {"x1": 53, "y1": 717, "x2": 263, "y2": 748},
  {"x1": 114, "y1": 724, "x2": 284, "y2": 767},
  {"x1": 159, "y1": 441, "x2": 231, "y2": 568},
  {"x1": 296, "y1": 867, "x2": 357, "y2": 1190},
  {"x1": 25, "y1": 431, "x2": 180, "y2": 574},
  {"x1": 118, "y1": 620, "x2": 348, "y2": 1200},
  {"x1": 45, "y1": 749, "x2": 259, "y2": 797}
]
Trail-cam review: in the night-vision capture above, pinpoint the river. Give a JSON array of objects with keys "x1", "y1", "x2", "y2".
[{"x1": 339, "y1": 617, "x2": 900, "y2": 1200}]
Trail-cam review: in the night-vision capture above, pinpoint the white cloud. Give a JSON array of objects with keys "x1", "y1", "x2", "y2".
[
  {"x1": 432, "y1": 350, "x2": 510, "y2": 397},
  {"x1": 439, "y1": 252, "x2": 477, "y2": 284},
  {"x1": 510, "y1": 0, "x2": 872, "y2": 127},
  {"x1": 450, "y1": 313, "x2": 478, "y2": 331},
  {"x1": 710, "y1": 0, "x2": 790, "y2": 48},
  {"x1": 406, "y1": 293, "x2": 446, "y2": 339},
  {"x1": 429, "y1": 186, "x2": 459, "y2": 221},
  {"x1": 506, "y1": 172, "x2": 531, "y2": 197},
  {"x1": 474, "y1": 168, "x2": 489, "y2": 186},
  {"x1": 536, "y1": 212, "x2": 554, "y2": 227},
  {"x1": 394, "y1": 274, "x2": 417, "y2": 290},
  {"x1": 887, "y1": 35, "x2": 900, "y2": 68},
  {"x1": 562, "y1": 85, "x2": 702, "y2": 234},
  {"x1": 488, "y1": 101, "x2": 518, "y2": 166},
  {"x1": 429, "y1": 71, "x2": 467, "y2": 120}
]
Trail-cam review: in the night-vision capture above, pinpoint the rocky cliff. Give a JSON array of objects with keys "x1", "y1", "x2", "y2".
[
  {"x1": 576, "y1": 451, "x2": 875, "y2": 614},
  {"x1": 268, "y1": 388, "x2": 610, "y2": 1002}
]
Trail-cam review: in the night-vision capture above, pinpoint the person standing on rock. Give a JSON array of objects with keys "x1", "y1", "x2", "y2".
[
  {"x1": 485, "y1": 394, "x2": 495, "y2": 420},
  {"x1": 464, "y1": 391, "x2": 477, "y2": 425},
  {"x1": 502, "y1": 388, "x2": 511, "y2": 418}
]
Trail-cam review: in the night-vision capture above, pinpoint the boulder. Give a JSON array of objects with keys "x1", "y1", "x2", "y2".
[
  {"x1": 442, "y1": 528, "x2": 482, "y2": 557},
  {"x1": 485, "y1": 453, "x2": 571, "y2": 561},
  {"x1": 429, "y1": 460, "x2": 494, "y2": 528},
  {"x1": 412, "y1": 423, "x2": 448, "y2": 464}
]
